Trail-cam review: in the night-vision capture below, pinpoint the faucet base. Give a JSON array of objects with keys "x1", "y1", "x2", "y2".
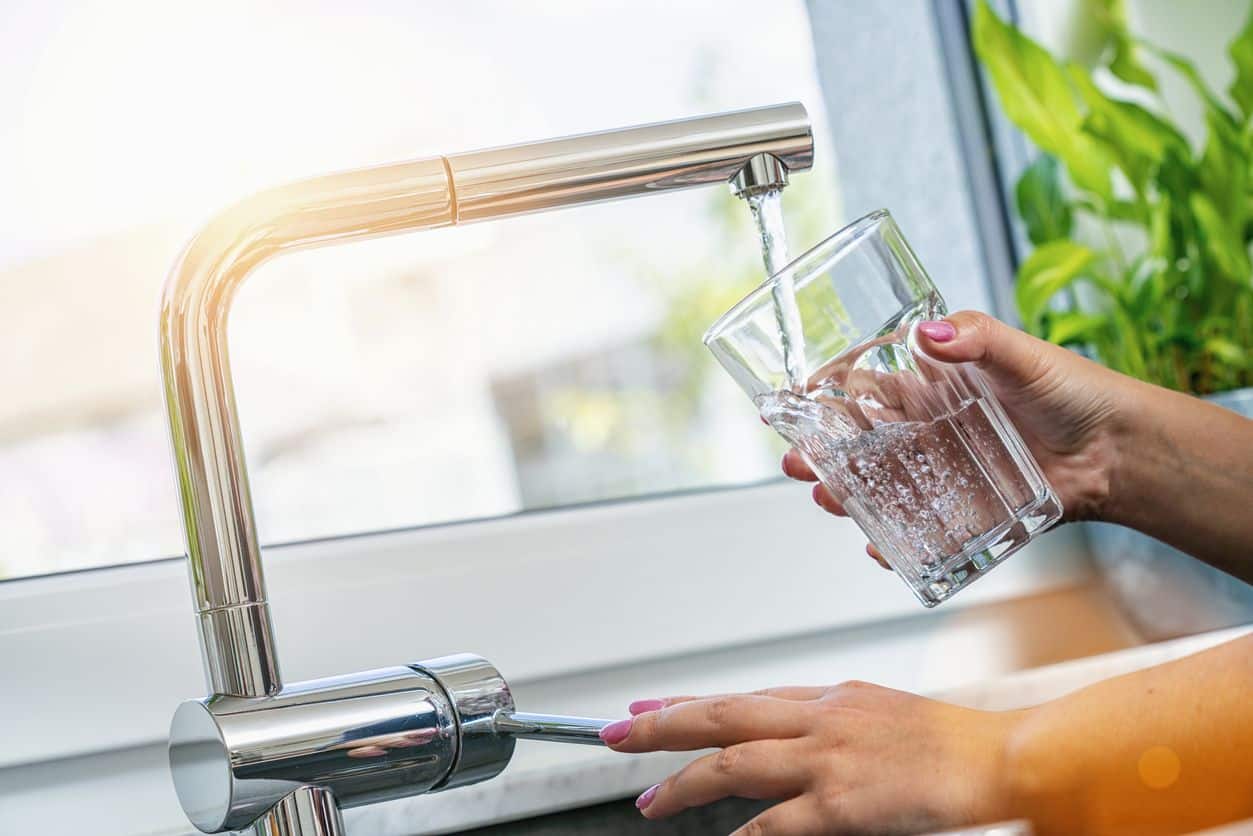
[{"x1": 248, "y1": 786, "x2": 344, "y2": 836}]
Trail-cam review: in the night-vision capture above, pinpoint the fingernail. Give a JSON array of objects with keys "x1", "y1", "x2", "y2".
[
  {"x1": 599, "y1": 718, "x2": 633, "y2": 744},
  {"x1": 812, "y1": 483, "x2": 824, "y2": 505},
  {"x1": 629, "y1": 699, "x2": 665, "y2": 715},
  {"x1": 917, "y1": 320, "x2": 956, "y2": 342},
  {"x1": 636, "y1": 784, "x2": 659, "y2": 810}
]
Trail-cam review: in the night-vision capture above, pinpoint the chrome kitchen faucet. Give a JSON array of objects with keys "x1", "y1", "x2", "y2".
[{"x1": 162, "y1": 103, "x2": 814, "y2": 834}]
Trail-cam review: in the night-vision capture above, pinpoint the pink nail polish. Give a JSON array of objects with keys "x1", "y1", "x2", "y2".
[
  {"x1": 636, "y1": 784, "x2": 659, "y2": 810},
  {"x1": 629, "y1": 699, "x2": 665, "y2": 715},
  {"x1": 599, "y1": 718, "x2": 632, "y2": 744},
  {"x1": 917, "y1": 320, "x2": 957, "y2": 342}
]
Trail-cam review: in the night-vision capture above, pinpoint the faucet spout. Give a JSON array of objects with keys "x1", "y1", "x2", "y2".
[
  {"x1": 160, "y1": 102, "x2": 813, "y2": 700},
  {"x1": 160, "y1": 157, "x2": 457, "y2": 697}
]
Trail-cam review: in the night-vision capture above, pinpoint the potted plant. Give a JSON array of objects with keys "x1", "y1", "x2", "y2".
[{"x1": 974, "y1": 0, "x2": 1253, "y2": 638}]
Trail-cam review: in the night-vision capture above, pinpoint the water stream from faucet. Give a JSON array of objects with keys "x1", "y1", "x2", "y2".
[{"x1": 746, "y1": 190, "x2": 806, "y2": 392}]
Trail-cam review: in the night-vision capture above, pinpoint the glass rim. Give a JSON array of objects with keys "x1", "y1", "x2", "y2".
[{"x1": 702, "y1": 207, "x2": 892, "y2": 345}]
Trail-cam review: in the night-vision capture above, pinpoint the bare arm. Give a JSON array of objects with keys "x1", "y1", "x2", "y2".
[
  {"x1": 1005, "y1": 632, "x2": 1253, "y2": 834},
  {"x1": 1106, "y1": 380, "x2": 1253, "y2": 582},
  {"x1": 600, "y1": 634, "x2": 1253, "y2": 835}
]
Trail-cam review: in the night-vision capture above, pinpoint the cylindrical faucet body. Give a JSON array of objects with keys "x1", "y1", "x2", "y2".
[{"x1": 169, "y1": 655, "x2": 519, "y2": 833}]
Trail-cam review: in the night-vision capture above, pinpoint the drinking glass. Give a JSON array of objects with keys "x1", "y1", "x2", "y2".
[{"x1": 704, "y1": 209, "x2": 1062, "y2": 606}]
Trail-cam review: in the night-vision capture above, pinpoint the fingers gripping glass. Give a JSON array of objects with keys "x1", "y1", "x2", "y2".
[{"x1": 705, "y1": 210, "x2": 1062, "y2": 606}]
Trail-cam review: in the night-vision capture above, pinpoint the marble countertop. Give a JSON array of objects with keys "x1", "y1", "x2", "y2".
[{"x1": 350, "y1": 623, "x2": 1252, "y2": 835}]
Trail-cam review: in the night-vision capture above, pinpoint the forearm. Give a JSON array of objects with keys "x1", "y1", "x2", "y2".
[
  {"x1": 1105, "y1": 377, "x2": 1253, "y2": 581},
  {"x1": 1002, "y1": 634, "x2": 1253, "y2": 835}
]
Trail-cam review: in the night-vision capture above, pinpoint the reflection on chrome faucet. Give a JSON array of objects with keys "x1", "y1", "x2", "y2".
[{"x1": 162, "y1": 103, "x2": 813, "y2": 834}]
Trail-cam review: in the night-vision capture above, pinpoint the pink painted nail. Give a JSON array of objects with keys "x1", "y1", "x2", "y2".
[
  {"x1": 636, "y1": 784, "x2": 660, "y2": 810},
  {"x1": 629, "y1": 699, "x2": 665, "y2": 715},
  {"x1": 917, "y1": 320, "x2": 957, "y2": 342},
  {"x1": 599, "y1": 718, "x2": 633, "y2": 744}
]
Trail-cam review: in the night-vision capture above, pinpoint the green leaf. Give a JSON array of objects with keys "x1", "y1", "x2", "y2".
[
  {"x1": 1124, "y1": 256, "x2": 1168, "y2": 316},
  {"x1": 974, "y1": 1, "x2": 1112, "y2": 200},
  {"x1": 1156, "y1": 145, "x2": 1199, "y2": 208},
  {"x1": 1110, "y1": 34, "x2": 1159, "y2": 90},
  {"x1": 1228, "y1": 3, "x2": 1253, "y2": 122},
  {"x1": 1155, "y1": 148, "x2": 1202, "y2": 286},
  {"x1": 1205, "y1": 336, "x2": 1248, "y2": 365},
  {"x1": 1044, "y1": 311, "x2": 1109, "y2": 345},
  {"x1": 1069, "y1": 64, "x2": 1189, "y2": 193},
  {"x1": 1149, "y1": 196, "x2": 1173, "y2": 261},
  {"x1": 1139, "y1": 41, "x2": 1239, "y2": 126},
  {"x1": 1191, "y1": 192, "x2": 1252, "y2": 282},
  {"x1": 1015, "y1": 240, "x2": 1098, "y2": 328},
  {"x1": 1198, "y1": 104, "x2": 1249, "y2": 225},
  {"x1": 1094, "y1": 0, "x2": 1159, "y2": 90},
  {"x1": 1015, "y1": 155, "x2": 1072, "y2": 245},
  {"x1": 1075, "y1": 196, "x2": 1148, "y2": 224}
]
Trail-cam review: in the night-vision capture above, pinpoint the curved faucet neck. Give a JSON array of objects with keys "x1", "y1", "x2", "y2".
[{"x1": 159, "y1": 103, "x2": 813, "y2": 697}]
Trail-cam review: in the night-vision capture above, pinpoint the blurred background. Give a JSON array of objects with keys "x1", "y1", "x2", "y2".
[
  {"x1": 3, "y1": 1, "x2": 1251, "y2": 646},
  {"x1": 3, "y1": 0, "x2": 1248, "y2": 583},
  {"x1": 0, "y1": 0, "x2": 845, "y2": 579}
]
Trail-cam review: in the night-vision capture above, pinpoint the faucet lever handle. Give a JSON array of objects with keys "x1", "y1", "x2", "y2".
[{"x1": 492, "y1": 711, "x2": 611, "y2": 746}]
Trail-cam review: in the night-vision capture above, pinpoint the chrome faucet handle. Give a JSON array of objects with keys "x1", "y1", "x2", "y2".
[
  {"x1": 170, "y1": 654, "x2": 614, "y2": 833},
  {"x1": 493, "y1": 711, "x2": 612, "y2": 745}
]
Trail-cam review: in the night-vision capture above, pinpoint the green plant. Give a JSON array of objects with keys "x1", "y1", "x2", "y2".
[{"x1": 974, "y1": 0, "x2": 1253, "y2": 394}]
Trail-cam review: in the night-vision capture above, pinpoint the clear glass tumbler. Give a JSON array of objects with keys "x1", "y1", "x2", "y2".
[{"x1": 705, "y1": 209, "x2": 1062, "y2": 606}]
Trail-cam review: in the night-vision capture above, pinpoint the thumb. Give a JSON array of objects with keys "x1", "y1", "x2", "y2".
[{"x1": 914, "y1": 310, "x2": 1050, "y2": 389}]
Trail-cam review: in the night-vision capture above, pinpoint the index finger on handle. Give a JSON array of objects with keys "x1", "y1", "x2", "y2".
[
  {"x1": 632, "y1": 686, "x2": 828, "y2": 715},
  {"x1": 606, "y1": 695, "x2": 812, "y2": 753}
]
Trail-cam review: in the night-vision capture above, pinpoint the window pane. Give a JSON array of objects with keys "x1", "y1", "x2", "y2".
[{"x1": 0, "y1": 0, "x2": 840, "y2": 578}]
